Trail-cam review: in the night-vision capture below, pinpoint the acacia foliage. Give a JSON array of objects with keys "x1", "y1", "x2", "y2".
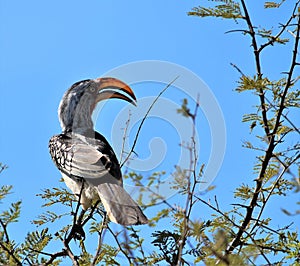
[{"x1": 1, "y1": 1, "x2": 300, "y2": 265}]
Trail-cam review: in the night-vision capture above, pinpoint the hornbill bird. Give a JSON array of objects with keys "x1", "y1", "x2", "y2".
[{"x1": 49, "y1": 77, "x2": 148, "y2": 225}]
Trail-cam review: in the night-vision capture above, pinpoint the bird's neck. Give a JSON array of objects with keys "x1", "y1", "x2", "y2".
[
  {"x1": 62, "y1": 116, "x2": 94, "y2": 134},
  {"x1": 65, "y1": 127, "x2": 96, "y2": 138},
  {"x1": 59, "y1": 94, "x2": 94, "y2": 134}
]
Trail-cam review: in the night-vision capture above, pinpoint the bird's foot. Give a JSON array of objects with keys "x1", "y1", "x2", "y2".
[{"x1": 71, "y1": 223, "x2": 86, "y2": 241}]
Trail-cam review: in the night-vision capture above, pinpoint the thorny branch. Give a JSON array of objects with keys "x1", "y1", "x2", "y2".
[
  {"x1": 230, "y1": 62, "x2": 300, "y2": 135},
  {"x1": 258, "y1": 0, "x2": 300, "y2": 53},
  {"x1": 196, "y1": 196, "x2": 272, "y2": 265},
  {"x1": 250, "y1": 152, "x2": 300, "y2": 234},
  {"x1": 226, "y1": 0, "x2": 300, "y2": 254},
  {"x1": 240, "y1": 0, "x2": 270, "y2": 138}
]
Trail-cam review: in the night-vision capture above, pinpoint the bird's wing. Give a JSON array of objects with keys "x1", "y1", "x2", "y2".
[
  {"x1": 49, "y1": 133, "x2": 121, "y2": 185},
  {"x1": 49, "y1": 133, "x2": 148, "y2": 225}
]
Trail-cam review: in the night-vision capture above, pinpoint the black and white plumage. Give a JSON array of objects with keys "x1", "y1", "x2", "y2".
[{"x1": 49, "y1": 78, "x2": 148, "y2": 225}]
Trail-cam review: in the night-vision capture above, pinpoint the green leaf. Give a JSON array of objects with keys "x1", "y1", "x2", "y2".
[
  {"x1": 21, "y1": 228, "x2": 52, "y2": 264},
  {"x1": 188, "y1": 1, "x2": 242, "y2": 19},
  {"x1": 0, "y1": 200, "x2": 21, "y2": 225},
  {"x1": 264, "y1": 1, "x2": 284, "y2": 8},
  {"x1": 0, "y1": 185, "x2": 13, "y2": 201},
  {"x1": 177, "y1": 98, "x2": 192, "y2": 118},
  {"x1": 37, "y1": 187, "x2": 76, "y2": 207},
  {"x1": 32, "y1": 210, "x2": 68, "y2": 226}
]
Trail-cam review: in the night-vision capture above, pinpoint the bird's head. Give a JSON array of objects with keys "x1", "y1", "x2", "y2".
[{"x1": 58, "y1": 77, "x2": 136, "y2": 133}]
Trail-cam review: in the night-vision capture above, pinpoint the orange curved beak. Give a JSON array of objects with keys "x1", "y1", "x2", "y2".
[{"x1": 95, "y1": 77, "x2": 136, "y2": 106}]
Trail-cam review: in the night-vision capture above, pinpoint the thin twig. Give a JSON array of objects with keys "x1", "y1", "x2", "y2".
[
  {"x1": 0, "y1": 163, "x2": 7, "y2": 174},
  {"x1": 230, "y1": 62, "x2": 299, "y2": 136},
  {"x1": 176, "y1": 96, "x2": 200, "y2": 265},
  {"x1": 120, "y1": 110, "x2": 132, "y2": 163},
  {"x1": 122, "y1": 228, "x2": 138, "y2": 266},
  {"x1": 81, "y1": 200, "x2": 101, "y2": 227},
  {"x1": 271, "y1": 12, "x2": 300, "y2": 139},
  {"x1": 41, "y1": 250, "x2": 68, "y2": 266},
  {"x1": 0, "y1": 241, "x2": 22, "y2": 266},
  {"x1": 250, "y1": 153, "x2": 300, "y2": 234},
  {"x1": 106, "y1": 226, "x2": 133, "y2": 264},
  {"x1": 0, "y1": 219, "x2": 10, "y2": 244},
  {"x1": 91, "y1": 214, "x2": 108, "y2": 266},
  {"x1": 120, "y1": 76, "x2": 179, "y2": 167},
  {"x1": 131, "y1": 227, "x2": 146, "y2": 262},
  {"x1": 258, "y1": 0, "x2": 300, "y2": 53},
  {"x1": 264, "y1": 96, "x2": 300, "y2": 135},
  {"x1": 195, "y1": 196, "x2": 272, "y2": 265}
]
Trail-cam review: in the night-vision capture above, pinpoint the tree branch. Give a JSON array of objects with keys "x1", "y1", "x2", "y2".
[
  {"x1": 196, "y1": 196, "x2": 272, "y2": 265},
  {"x1": 106, "y1": 226, "x2": 133, "y2": 265},
  {"x1": 240, "y1": 0, "x2": 270, "y2": 138},
  {"x1": 258, "y1": 0, "x2": 300, "y2": 53},
  {"x1": 271, "y1": 12, "x2": 300, "y2": 139},
  {"x1": 176, "y1": 97, "x2": 200, "y2": 265},
  {"x1": 90, "y1": 214, "x2": 107, "y2": 266},
  {"x1": 120, "y1": 76, "x2": 179, "y2": 168},
  {"x1": 250, "y1": 153, "x2": 300, "y2": 234},
  {"x1": 0, "y1": 241, "x2": 22, "y2": 266},
  {"x1": 226, "y1": 1, "x2": 300, "y2": 254}
]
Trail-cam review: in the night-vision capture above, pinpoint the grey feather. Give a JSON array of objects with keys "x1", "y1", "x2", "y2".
[{"x1": 97, "y1": 183, "x2": 148, "y2": 225}]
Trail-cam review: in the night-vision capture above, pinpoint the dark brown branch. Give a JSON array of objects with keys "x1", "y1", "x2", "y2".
[
  {"x1": 226, "y1": 0, "x2": 268, "y2": 254},
  {"x1": 195, "y1": 196, "x2": 272, "y2": 264},
  {"x1": 122, "y1": 228, "x2": 137, "y2": 265},
  {"x1": 0, "y1": 164, "x2": 7, "y2": 174},
  {"x1": 226, "y1": 1, "x2": 300, "y2": 254},
  {"x1": 264, "y1": 96, "x2": 300, "y2": 135},
  {"x1": 43, "y1": 182, "x2": 88, "y2": 265},
  {"x1": 63, "y1": 240, "x2": 79, "y2": 266},
  {"x1": 81, "y1": 200, "x2": 101, "y2": 227},
  {"x1": 42, "y1": 250, "x2": 68, "y2": 266},
  {"x1": 271, "y1": 13, "x2": 300, "y2": 139},
  {"x1": 250, "y1": 153, "x2": 300, "y2": 234},
  {"x1": 0, "y1": 241, "x2": 22, "y2": 266},
  {"x1": 258, "y1": 0, "x2": 300, "y2": 53},
  {"x1": 226, "y1": 139, "x2": 274, "y2": 254},
  {"x1": 240, "y1": 0, "x2": 270, "y2": 138},
  {"x1": 51, "y1": 233, "x2": 79, "y2": 266},
  {"x1": 131, "y1": 227, "x2": 146, "y2": 262},
  {"x1": 0, "y1": 219, "x2": 10, "y2": 244}
]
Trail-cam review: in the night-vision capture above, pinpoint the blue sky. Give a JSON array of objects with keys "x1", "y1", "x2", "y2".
[{"x1": 0, "y1": 0, "x2": 299, "y2": 263}]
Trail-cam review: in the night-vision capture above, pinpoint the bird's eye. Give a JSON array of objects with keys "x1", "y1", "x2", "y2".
[{"x1": 89, "y1": 87, "x2": 96, "y2": 93}]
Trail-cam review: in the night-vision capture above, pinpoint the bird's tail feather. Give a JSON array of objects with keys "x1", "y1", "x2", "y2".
[{"x1": 97, "y1": 183, "x2": 148, "y2": 225}]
